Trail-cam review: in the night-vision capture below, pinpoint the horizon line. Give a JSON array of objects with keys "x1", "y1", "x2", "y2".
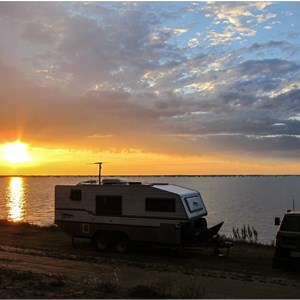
[{"x1": 0, "y1": 174, "x2": 299, "y2": 177}]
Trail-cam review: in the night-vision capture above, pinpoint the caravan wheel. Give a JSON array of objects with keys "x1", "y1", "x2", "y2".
[
  {"x1": 115, "y1": 235, "x2": 129, "y2": 253},
  {"x1": 93, "y1": 232, "x2": 110, "y2": 251}
]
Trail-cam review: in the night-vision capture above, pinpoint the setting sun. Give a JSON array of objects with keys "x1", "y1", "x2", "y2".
[{"x1": 2, "y1": 141, "x2": 32, "y2": 164}]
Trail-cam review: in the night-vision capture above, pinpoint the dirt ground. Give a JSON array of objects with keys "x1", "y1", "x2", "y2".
[{"x1": 0, "y1": 221, "x2": 300, "y2": 298}]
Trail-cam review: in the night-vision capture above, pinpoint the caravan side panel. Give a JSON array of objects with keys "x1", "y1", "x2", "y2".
[{"x1": 55, "y1": 184, "x2": 187, "y2": 244}]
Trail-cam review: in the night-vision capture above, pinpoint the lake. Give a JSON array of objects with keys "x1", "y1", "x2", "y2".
[{"x1": 0, "y1": 175, "x2": 299, "y2": 245}]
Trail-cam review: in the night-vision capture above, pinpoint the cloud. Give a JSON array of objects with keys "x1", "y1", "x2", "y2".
[
  {"x1": 237, "y1": 58, "x2": 300, "y2": 76},
  {"x1": 249, "y1": 40, "x2": 291, "y2": 51},
  {"x1": 0, "y1": 1, "x2": 299, "y2": 169},
  {"x1": 201, "y1": 1, "x2": 274, "y2": 46},
  {"x1": 3, "y1": 54, "x2": 299, "y2": 160}
]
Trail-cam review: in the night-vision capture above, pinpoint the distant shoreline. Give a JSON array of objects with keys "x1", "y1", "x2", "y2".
[{"x1": 1, "y1": 174, "x2": 299, "y2": 178}]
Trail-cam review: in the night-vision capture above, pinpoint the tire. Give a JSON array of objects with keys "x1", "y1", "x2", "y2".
[
  {"x1": 93, "y1": 232, "x2": 110, "y2": 251},
  {"x1": 114, "y1": 235, "x2": 129, "y2": 253}
]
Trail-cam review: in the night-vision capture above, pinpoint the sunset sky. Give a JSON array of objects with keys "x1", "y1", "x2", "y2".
[{"x1": 0, "y1": 1, "x2": 299, "y2": 176}]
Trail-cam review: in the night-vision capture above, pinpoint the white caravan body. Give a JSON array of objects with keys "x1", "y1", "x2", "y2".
[{"x1": 55, "y1": 178, "x2": 222, "y2": 250}]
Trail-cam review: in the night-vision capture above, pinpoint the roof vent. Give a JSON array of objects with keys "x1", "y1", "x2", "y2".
[{"x1": 102, "y1": 178, "x2": 128, "y2": 185}]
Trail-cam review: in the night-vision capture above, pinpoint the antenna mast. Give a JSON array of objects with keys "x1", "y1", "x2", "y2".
[
  {"x1": 94, "y1": 162, "x2": 103, "y2": 185},
  {"x1": 293, "y1": 198, "x2": 295, "y2": 212}
]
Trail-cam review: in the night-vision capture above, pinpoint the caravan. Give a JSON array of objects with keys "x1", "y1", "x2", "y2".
[{"x1": 55, "y1": 175, "x2": 223, "y2": 253}]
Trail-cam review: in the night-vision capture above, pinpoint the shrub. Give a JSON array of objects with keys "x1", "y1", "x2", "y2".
[
  {"x1": 48, "y1": 273, "x2": 66, "y2": 288},
  {"x1": 85, "y1": 266, "x2": 122, "y2": 293},
  {"x1": 99, "y1": 267, "x2": 122, "y2": 293},
  {"x1": 129, "y1": 274, "x2": 207, "y2": 299},
  {"x1": 129, "y1": 273, "x2": 172, "y2": 298},
  {"x1": 232, "y1": 225, "x2": 258, "y2": 244}
]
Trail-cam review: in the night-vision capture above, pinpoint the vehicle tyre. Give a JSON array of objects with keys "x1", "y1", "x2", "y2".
[
  {"x1": 93, "y1": 232, "x2": 110, "y2": 251},
  {"x1": 115, "y1": 235, "x2": 129, "y2": 253}
]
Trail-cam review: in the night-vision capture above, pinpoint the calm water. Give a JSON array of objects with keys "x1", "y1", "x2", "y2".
[{"x1": 0, "y1": 176, "x2": 299, "y2": 244}]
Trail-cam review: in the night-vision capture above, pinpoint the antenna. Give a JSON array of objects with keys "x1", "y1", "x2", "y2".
[
  {"x1": 293, "y1": 198, "x2": 295, "y2": 212},
  {"x1": 94, "y1": 161, "x2": 103, "y2": 185}
]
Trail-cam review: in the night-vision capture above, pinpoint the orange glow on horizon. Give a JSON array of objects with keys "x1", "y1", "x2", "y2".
[{"x1": 0, "y1": 142, "x2": 299, "y2": 176}]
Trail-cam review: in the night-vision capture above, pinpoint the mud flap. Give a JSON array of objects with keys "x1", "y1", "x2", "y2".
[{"x1": 198, "y1": 221, "x2": 224, "y2": 243}]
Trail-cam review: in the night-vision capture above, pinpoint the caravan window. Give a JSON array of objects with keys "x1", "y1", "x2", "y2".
[
  {"x1": 96, "y1": 196, "x2": 122, "y2": 216},
  {"x1": 145, "y1": 198, "x2": 176, "y2": 212},
  {"x1": 185, "y1": 196, "x2": 204, "y2": 213},
  {"x1": 70, "y1": 189, "x2": 82, "y2": 201}
]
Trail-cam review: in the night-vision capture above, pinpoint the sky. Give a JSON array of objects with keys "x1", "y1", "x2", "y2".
[{"x1": 0, "y1": 1, "x2": 299, "y2": 176}]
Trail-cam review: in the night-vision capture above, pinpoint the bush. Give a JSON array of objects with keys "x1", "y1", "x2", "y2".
[
  {"x1": 129, "y1": 273, "x2": 172, "y2": 298},
  {"x1": 48, "y1": 272, "x2": 66, "y2": 288},
  {"x1": 99, "y1": 267, "x2": 121, "y2": 293},
  {"x1": 85, "y1": 266, "x2": 122, "y2": 294},
  {"x1": 232, "y1": 225, "x2": 258, "y2": 244},
  {"x1": 129, "y1": 273, "x2": 207, "y2": 299}
]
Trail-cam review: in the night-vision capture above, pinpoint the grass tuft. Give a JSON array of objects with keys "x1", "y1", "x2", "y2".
[
  {"x1": 85, "y1": 266, "x2": 122, "y2": 294},
  {"x1": 232, "y1": 225, "x2": 258, "y2": 244}
]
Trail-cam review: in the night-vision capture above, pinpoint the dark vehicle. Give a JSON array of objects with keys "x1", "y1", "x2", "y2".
[{"x1": 273, "y1": 212, "x2": 300, "y2": 268}]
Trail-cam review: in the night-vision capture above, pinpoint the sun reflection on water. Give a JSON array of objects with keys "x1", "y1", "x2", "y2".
[{"x1": 7, "y1": 177, "x2": 26, "y2": 222}]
